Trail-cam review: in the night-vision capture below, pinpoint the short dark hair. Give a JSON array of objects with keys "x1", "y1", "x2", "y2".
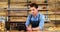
[{"x1": 30, "y1": 3, "x2": 38, "y2": 9}]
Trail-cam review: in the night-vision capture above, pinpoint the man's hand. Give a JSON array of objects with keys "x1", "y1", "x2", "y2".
[
  {"x1": 27, "y1": 27, "x2": 32, "y2": 31},
  {"x1": 32, "y1": 27, "x2": 40, "y2": 31},
  {"x1": 26, "y1": 26, "x2": 32, "y2": 32},
  {"x1": 26, "y1": 26, "x2": 32, "y2": 31}
]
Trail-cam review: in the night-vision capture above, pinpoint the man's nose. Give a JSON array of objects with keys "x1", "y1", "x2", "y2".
[{"x1": 31, "y1": 11, "x2": 34, "y2": 13}]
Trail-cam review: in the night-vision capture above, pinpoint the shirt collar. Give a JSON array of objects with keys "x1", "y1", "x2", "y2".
[{"x1": 32, "y1": 13, "x2": 39, "y2": 17}]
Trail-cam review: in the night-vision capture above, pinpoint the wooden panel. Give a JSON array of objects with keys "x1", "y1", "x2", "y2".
[
  {"x1": 48, "y1": 0, "x2": 60, "y2": 4},
  {"x1": 49, "y1": 18, "x2": 60, "y2": 20},
  {"x1": 10, "y1": 6, "x2": 27, "y2": 8},
  {"x1": 39, "y1": 11, "x2": 54, "y2": 15},
  {"x1": 48, "y1": 11, "x2": 54, "y2": 14},
  {"x1": 29, "y1": 0, "x2": 45, "y2": 4},
  {"x1": 9, "y1": 30, "x2": 24, "y2": 32},
  {"x1": 56, "y1": 18, "x2": 60, "y2": 21},
  {"x1": 10, "y1": 0, "x2": 27, "y2": 8},
  {"x1": 9, "y1": 11, "x2": 27, "y2": 16},
  {"x1": 0, "y1": 0, "x2": 8, "y2": 2},
  {"x1": 44, "y1": 23, "x2": 55, "y2": 27},
  {"x1": 0, "y1": 10, "x2": 8, "y2": 16},
  {"x1": 39, "y1": 11, "x2": 46, "y2": 14},
  {"x1": 10, "y1": 2, "x2": 27, "y2": 6},
  {"x1": 10, "y1": 0, "x2": 27, "y2": 2},
  {"x1": 48, "y1": 14, "x2": 60, "y2": 20},
  {"x1": 50, "y1": 18, "x2": 60, "y2": 20},
  {"x1": 38, "y1": 6, "x2": 47, "y2": 10},
  {"x1": 0, "y1": 2, "x2": 8, "y2": 8},
  {"x1": 10, "y1": 17, "x2": 27, "y2": 22},
  {"x1": 54, "y1": 11, "x2": 60, "y2": 14},
  {"x1": 48, "y1": 5, "x2": 56, "y2": 11},
  {"x1": 48, "y1": 0, "x2": 60, "y2": 11},
  {"x1": 48, "y1": 15, "x2": 55, "y2": 20},
  {"x1": 48, "y1": 15, "x2": 55, "y2": 18},
  {"x1": 56, "y1": 15, "x2": 60, "y2": 18},
  {"x1": 48, "y1": 0, "x2": 56, "y2": 4},
  {"x1": 0, "y1": 12, "x2": 6, "y2": 16}
]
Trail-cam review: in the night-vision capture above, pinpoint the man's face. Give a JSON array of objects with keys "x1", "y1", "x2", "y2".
[{"x1": 30, "y1": 7, "x2": 38, "y2": 15}]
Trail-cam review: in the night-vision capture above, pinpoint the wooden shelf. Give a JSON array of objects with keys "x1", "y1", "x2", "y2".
[
  {"x1": 29, "y1": 0, "x2": 46, "y2": 4},
  {"x1": 38, "y1": 3, "x2": 48, "y2": 6},
  {"x1": 9, "y1": 14, "x2": 27, "y2": 16},
  {"x1": 0, "y1": 10, "x2": 8, "y2": 16},
  {"x1": 43, "y1": 13, "x2": 60, "y2": 15},
  {"x1": 49, "y1": 18, "x2": 60, "y2": 21},
  {"x1": 8, "y1": 15, "x2": 27, "y2": 17},
  {"x1": 48, "y1": 0, "x2": 56, "y2": 3},
  {"x1": 0, "y1": 2, "x2": 8, "y2": 8},
  {"x1": 10, "y1": 2, "x2": 27, "y2": 6},
  {"x1": 53, "y1": 11, "x2": 60, "y2": 15},
  {"x1": 9, "y1": 10, "x2": 28, "y2": 16},
  {"x1": 10, "y1": 6, "x2": 27, "y2": 8},
  {"x1": 10, "y1": 2, "x2": 48, "y2": 6},
  {"x1": 9, "y1": 13, "x2": 60, "y2": 17},
  {"x1": 8, "y1": 30, "x2": 25, "y2": 32},
  {"x1": 7, "y1": 8, "x2": 28, "y2": 11},
  {"x1": 9, "y1": 17, "x2": 27, "y2": 22},
  {"x1": 9, "y1": 21, "x2": 26, "y2": 22},
  {"x1": 28, "y1": 3, "x2": 48, "y2": 6},
  {"x1": 0, "y1": 0, "x2": 8, "y2": 2},
  {"x1": 7, "y1": 8, "x2": 48, "y2": 11},
  {"x1": 10, "y1": 0, "x2": 27, "y2": 2},
  {"x1": 7, "y1": 21, "x2": 26, "y2": 23},
  {"x1": 44, "y1": 23, "x2": 55, "y2": 27},
  {"x1": 39, "y1": 11, "x2": 60, "y2": 15}
]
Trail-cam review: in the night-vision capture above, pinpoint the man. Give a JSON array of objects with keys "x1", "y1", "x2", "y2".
[{"x1": 25, "y1": 3, "x2": 45, "y2": 32}]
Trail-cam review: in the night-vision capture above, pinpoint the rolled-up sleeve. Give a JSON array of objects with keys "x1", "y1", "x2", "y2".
[
  {"x1": 25, "y1": 15, "x2": 30, "y2": 27},
  {"x1": 39, "y1": 14, "x2": 45, "y2": 30}
]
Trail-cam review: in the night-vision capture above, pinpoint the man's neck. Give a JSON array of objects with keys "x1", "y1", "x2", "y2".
[{"x1": 34, "y1": 13, "x2": 38, "y2": 18}]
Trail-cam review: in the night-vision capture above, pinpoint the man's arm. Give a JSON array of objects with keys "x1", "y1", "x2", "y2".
[
  {"x1": 25, "y1": 15, "x2": 32, "y2": 31},
  {"x1": 25, "y1": 15, "x2": 30, "y2": 27},
  {"x1": 39, "y1": 14, "x2": 45, "y2": 30}
]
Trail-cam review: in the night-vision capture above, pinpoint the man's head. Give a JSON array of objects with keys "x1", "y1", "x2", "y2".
[{"x1": 30, "y1": 3, "x2": 38, "y2": 15}]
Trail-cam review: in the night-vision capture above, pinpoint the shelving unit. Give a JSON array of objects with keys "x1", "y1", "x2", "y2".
[
  {"x1": 6, "y1": 0, "x2": 50, "y2": 30},
  {"x1": 0, "y1": 0, "x2": 60, "y2": 31}
]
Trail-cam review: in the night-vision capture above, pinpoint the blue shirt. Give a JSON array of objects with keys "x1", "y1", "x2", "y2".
[{"x1": 25, "y1": 13, "x2": 45, "y2": 30}]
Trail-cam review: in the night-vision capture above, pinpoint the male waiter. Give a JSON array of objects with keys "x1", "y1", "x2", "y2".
[{"x1": 25, "y1": 3, "x2": 45, "y2": 32}]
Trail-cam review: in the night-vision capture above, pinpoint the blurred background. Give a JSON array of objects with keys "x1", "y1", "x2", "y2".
[{"x1": 0, "y1": 0, "x2": 60, "y2": 32}]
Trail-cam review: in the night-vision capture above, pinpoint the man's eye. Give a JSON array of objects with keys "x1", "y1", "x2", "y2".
[{"x1": 32, "y1": 9, "x2": 34, "y2": 11}]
